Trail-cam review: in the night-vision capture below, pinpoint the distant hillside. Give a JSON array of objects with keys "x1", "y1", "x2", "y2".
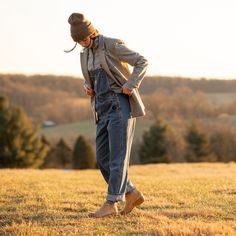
[
  {"x1": 140, "y1": 76, "x2": 236, "y2": 94},
  {"x1": 1, "y1": 74, "x2": 236, "y2": 97},
  {"x1": 0, "y1": 74, "x2": 92, "y2": 124},
  {"x1": 0, "y1": 74, "x2": 86, "y2": 98},
  {"x1": 1, "y1": 74, "x2": 236, "y2": 125}
]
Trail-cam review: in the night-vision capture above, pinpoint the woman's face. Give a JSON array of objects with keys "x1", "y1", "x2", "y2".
[{"x1": 78, "y1": 37, "x2": 93, "y2": 48}]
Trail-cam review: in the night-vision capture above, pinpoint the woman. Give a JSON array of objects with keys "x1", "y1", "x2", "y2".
[{"x1": 66, "y1": 13, "x2": 148, "y2": 218}]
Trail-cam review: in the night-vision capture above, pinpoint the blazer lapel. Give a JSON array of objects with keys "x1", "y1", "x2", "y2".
[{"x1": 98, "y1": 35, "x2": 123, "y2": 87}]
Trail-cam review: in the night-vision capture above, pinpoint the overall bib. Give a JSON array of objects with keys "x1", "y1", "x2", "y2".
[{"x1": 89, "y1": 68, "x2": 136, "y2": 202}]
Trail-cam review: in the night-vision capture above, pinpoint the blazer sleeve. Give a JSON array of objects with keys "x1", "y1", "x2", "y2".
[{"x1": 114, "y1": 40, "x2": 148, "y2": 90}]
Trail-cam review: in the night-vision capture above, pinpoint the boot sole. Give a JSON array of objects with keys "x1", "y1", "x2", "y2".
[{"x1": 120, "y1": 195, "x2": 144, "y2": 215}]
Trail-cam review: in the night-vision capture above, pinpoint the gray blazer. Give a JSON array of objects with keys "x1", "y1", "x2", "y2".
[{"x1": 80, "y1": 35, "x2": 148, "y2": 121}]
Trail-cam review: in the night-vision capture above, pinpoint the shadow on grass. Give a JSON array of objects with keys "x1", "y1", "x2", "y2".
[
  {"x1": 0, "y1": 209, "x2": 92, "y2": 228},
  {"x1": 213, "y1": 189, "x2": 236, "y2": 195}
]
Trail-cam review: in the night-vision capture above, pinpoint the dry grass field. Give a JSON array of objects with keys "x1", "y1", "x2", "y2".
[{"x1": 0, "y1": 163, "x2": 236, "y2": 235}]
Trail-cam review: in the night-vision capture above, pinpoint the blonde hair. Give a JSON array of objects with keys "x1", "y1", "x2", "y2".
[{"x1": 90, "y1": 30, "x2": 99, "y2": 39}]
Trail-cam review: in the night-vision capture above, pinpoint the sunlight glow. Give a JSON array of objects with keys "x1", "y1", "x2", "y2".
[{"x1": 0, "y1": 0, "x2": 236, "y2": 78}]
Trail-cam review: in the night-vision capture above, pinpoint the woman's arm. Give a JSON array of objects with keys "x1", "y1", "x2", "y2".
[{"x1": 114, "y1": 40, "x2": 148, "y2": 91}]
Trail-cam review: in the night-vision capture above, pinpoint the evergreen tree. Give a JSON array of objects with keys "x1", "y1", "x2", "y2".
[
  {"x1": 185, "y1": 121, "x2": 216, "y2": 162},
  {"x1": 56, "y1": 138, "x2": 72, "y2": 168},
  {"x1": 41, "y1": 135, "x2": 51, "y2": 147},
  {"x1": 209, "y1": 125, "x2": 236, "y2": 162},
  {"x1": 42, "y1": 138, "x2": 72, "y2": 169},
  {"x1": 39, "y1": 135, "x2": 51, "y2": 168},
  {"x1": 72, "y1": 135, "x2": 96, "y2": 169},
  {"x1": 0, "y1": 96, "x2": 50, "y2": 168},
  {"x1": 139, "y1": 119, "x2": 171, "y2": 164}
]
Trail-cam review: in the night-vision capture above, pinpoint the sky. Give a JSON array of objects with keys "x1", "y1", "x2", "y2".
[{"x1": 1, "y1": 0, "x2": 236, "y2": 79}]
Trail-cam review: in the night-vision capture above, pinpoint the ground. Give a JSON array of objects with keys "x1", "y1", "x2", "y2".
[{"x1": 0, "y1": 163, "x2": 235, "y2": 235}]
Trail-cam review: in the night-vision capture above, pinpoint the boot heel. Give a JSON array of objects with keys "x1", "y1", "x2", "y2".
[{"x1": 133, "y1": 196, "x2": 144, "y2": 207}]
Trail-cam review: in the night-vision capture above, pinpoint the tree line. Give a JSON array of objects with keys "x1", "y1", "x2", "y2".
[
  {"x1": 141, "y1": 76, "x2": 236, "y2": 94},
  {"x1": 1, "y1": 74, "x2": 236, "y2": 125},
  {"x1": 139, "y1": 118, "x2": 236, "y2": 164},
  {"x1": 0, "y1": 96, "x2": 96, "y2": 169},
  {"x1": 2, "y1": 74, "x2": 236, "y2": 96},
  {"x1": 143, "y1": 87, "x2": 236, "y2": 120},
  {"x1": 1, "y1": 96, "x2": 235, "y2": 169}
]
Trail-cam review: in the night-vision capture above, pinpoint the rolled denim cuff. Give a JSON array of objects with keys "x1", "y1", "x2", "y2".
[{"x1": 107, "y1": 193, "x2": 125, "y2": 202}]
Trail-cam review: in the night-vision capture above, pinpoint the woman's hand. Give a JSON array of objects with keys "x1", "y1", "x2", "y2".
[
  {"x1": 84, "y1": 86, "x2": 95, "y2": 96},
  {"x1": 121, "y1": 86, "x2": 133, "y2": 96}
]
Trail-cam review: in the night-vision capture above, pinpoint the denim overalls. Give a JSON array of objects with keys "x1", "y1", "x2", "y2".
[{"x1": 89, "y1": 68, "x2": 136, "y2": 202}]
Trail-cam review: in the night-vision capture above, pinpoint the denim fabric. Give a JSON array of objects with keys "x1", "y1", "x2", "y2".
[{"x1": 89, "y1": 68, "x2": 136, "y2": 202}]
